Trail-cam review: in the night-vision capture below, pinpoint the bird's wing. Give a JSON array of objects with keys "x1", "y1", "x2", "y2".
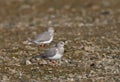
[
  {"x1": 34, "y1": 32, "x2": 51, "y2": 42},
  {"x1": 43, "y1": 47, "x2": 57, "y2": 58},
  {"x1": 31, "y1": 47, "x2": 57, "y2": 60}
]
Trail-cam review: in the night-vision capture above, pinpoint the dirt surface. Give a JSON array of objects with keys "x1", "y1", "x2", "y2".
[{"x1": 0, "y1": 0, "x2": 120, "y2": 82}]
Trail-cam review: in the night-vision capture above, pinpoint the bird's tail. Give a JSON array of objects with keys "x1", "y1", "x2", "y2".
[
  {"x1": 29, "y1": 54, "x2": 41, "y2": 62},
  {"x1": 30, "y1": 54, "x2": 47, "y2": 60}
]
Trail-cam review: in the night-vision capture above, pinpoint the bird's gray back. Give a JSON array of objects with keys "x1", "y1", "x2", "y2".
[
  {"x1": 43, "y1": 47, "x2": 57, "y2": 58},
  {"x1": 34, "y1": 32, "x2": 51, "y2": 42}
]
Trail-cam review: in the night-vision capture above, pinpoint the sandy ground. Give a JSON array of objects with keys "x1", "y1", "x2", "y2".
[{"x1": 0, "y1": 0, "x2": 120, "y2": 82}]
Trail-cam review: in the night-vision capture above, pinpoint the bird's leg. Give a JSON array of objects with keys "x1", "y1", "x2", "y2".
[
  {"x1": 40, "y1": 44, "x2": 45, "y2": 48},
  {"x1": 53, "y1": 60, "x2": 59, "y2": 65},
  {"x1": 49, "y1": 60, "x2": 58, "y2": 65}
]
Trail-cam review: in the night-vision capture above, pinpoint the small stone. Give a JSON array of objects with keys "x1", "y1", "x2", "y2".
[{"x1": 26, "y1": 60, "x2": 32, "y2": 65}]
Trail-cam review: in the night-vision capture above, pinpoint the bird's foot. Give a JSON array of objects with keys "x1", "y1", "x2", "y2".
[
  {"x1": 40, "y1": 44, "x2": 46, "y2": 48},
  {"x1": 49, "y1": 60, "x2": 58, "y2": 65}
]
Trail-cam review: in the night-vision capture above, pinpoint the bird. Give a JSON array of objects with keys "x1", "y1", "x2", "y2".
[
  {"x1": 32, "y1": 41, "x2": 65, "y2": 63},
  {"x1": 30, "y1": 27, "x2": 54, "y2": 47}
]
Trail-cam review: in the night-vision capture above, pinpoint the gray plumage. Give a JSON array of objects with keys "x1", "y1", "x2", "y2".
[{"x1": 32, "y1": 27, "x2": 54, "y2": 45}]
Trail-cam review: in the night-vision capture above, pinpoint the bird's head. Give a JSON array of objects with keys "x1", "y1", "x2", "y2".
[{"x1": 48, "y1": 27, "x2": 54, "y2": 34}]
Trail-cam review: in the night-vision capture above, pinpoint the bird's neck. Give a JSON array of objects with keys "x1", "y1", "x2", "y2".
[{"x1": 57, "y1": 47, "x2": 64, "y2": 54}]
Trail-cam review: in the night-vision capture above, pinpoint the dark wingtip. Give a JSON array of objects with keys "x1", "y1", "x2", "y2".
[
  {"x1": 30, "y1": 54, "x2": 41, "y2": 61},
  {"x1": 31, "y1": 54, "x2": 47, "y2": 60}
]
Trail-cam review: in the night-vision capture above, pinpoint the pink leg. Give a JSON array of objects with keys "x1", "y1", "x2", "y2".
[
  {"x1": 51, "y1": 60, "x2": 58, "y2": 64},
  {"x1": 40, "y1": 44, "x2": 45, "y2": 48}
]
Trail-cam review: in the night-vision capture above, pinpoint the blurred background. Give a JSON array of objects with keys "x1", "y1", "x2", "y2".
[{"x1": 0, "y1": 0, "x2": 120, "y2": 28}]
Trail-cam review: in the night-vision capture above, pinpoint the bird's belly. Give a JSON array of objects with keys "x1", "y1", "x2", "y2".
[{"x1": 49, "y1": 54, "x2": 62, "y2": 60}]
